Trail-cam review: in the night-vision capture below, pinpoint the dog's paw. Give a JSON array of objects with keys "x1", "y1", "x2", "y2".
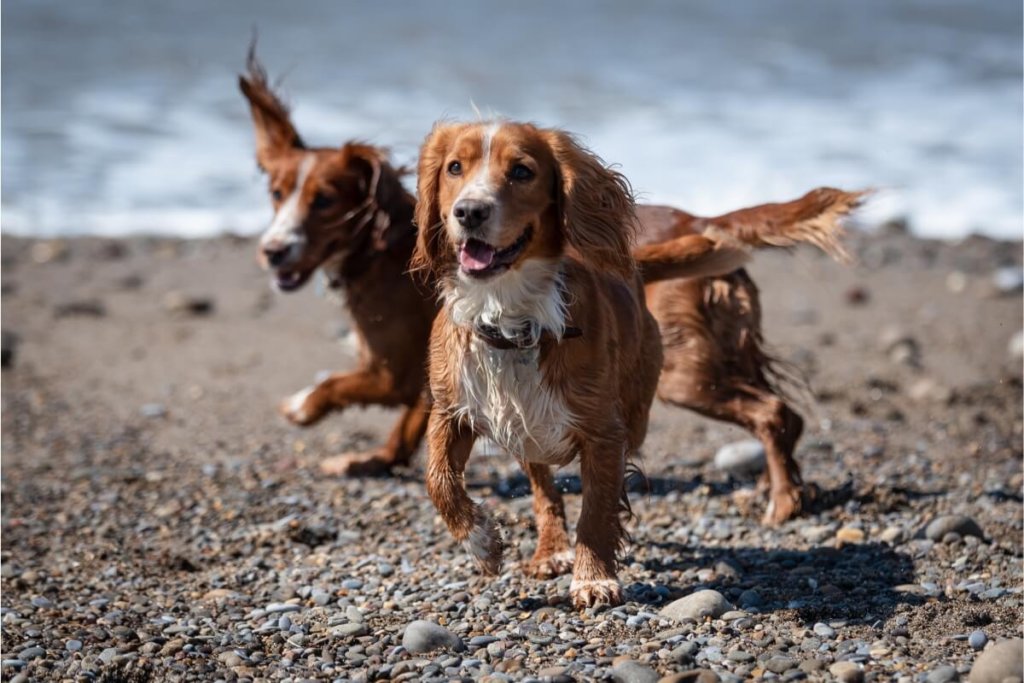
[
  {"x1": 465, "y1": 509, "x2": 503, "y2": 576},
  {"x1": 319, "y1": 451, "x2": 393, "y2": 478},
  {"x1": 570, "y1": 577, "x2": 622, "y2": 609},
  {"x1": 279, "y1": 386, "x2": 323, "y2": 426},
  {"x1": 762, "y1": 486, "x2": 803, "y2": 526},
  {"x1": 527, "y1": 549, "x2": 574, "y2": 580}
]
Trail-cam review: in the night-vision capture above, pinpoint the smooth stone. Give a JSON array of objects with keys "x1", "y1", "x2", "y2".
[
  {"x1": 660, "y1": 590, "x2": 733, "y2": 621},
  {"x1": 924, "y1": 515, "x2": 984, "y2": 541},
  {"x1": 30, "y1": 596, "x2": 52, "y2": 608},
  {"x1": 813, "y1": 622, "x2": 836, "y2": 638},
  {"x1": 737, "y1": 589, "x2": 762, "y2": 608},
  {"x1": 969, "y1": 631, "x2": 989, "y2": 651},
  {"x1": 99, "y1": 647, "x2": 119, "y2": 665},
  {"x1": 65, "y1": 640, "x2": 83, "y2": 652},
  {"x1": 670, "y1": 641, "x2": 699, "y2": 662},
  {"x1": 469, "y1": 635, "x2": 498, "y2": 647},
  {"x1": 341, "y1": 579, "x2": 364, "y2": 590},
  {"x1": 969, "y1": 638, "x2": 1024, "y2": 683},
  {"x1": 829, "y1": 660, "x2": 864, "y2": 683},
  {"x1": 611, "y1": 659, "x2": 660, "y2": 683},
  {"x1": 713, "y1": 440, "x2": 765, "y2": 476},
  {"x1": 992, "y1": 267, "x2": 1024, "y2": 294},
  {"x1": 402, "y1": 620, "x2": 465, "y2": 654},
  {"x1": 927, "y1": 665, "x2": 959, "y2": 683},
  {"x1": 765, "y1": 656, "x2": 797, "y2": 673},
  {"x1": 265, "y1": 603, "x2": 301, "y2": 614},
  {"x1": 835, "y1": 527, "x2": 866, "y2": 544},
  {"x1": 18, "y1": 647, "x2": 44, "y2": 661}
]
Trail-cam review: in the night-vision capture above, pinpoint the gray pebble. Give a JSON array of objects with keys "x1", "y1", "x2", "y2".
[
  {"x1": 277, "y1": 615, "x2": 291, "y2": 631},
  {"x1": 30, "y1": 596, "x2": 52, "y2": 608},
  {"x1": 713, "y1": 440, "x2": 766, "y2": 476},
  {"x1": 65, "y1": 640, "x2": 82, "y2": 652},
  {"x1": 378, "y1": 562, "x2": 394, "y2": 577},
  {"x1": 765, "y1": 656, "x2": 797, "y2": 673},
  {"x1": 140, "y1": 403, "x2": 167, "y2": 418},
  {"x1": 342, "y1": 579, "x2": 363, "y2": 590},
  {"x1": 924, "y1": 515, "x2": 984, "y2": 542},
  {"x1": 969, "y1": 631, "x2": 988, "y2": 651},
  {"x1": 660, "y1": 589, "x2": 733, "y2": 621},
  {"x1": 401, "y1": 620, "x2": 465, "y2": 654},
  {"x1": 1, "y1": 661, "x2": 26, "y2": 670},
  {"x1": 610, "y1": 659, "x2": 659, "y2": 683},
  {"x1": 469, "y1": 635, "x2": 498, "y2": 647},
  {"x1": 18, "y1": 647, "x2": 44, "y2": 661},
  {"x1": 829, "y1": 660, "x2": 864, "y2": 683},
  {"x1": 670, "y1": 640, "x2": 699, "y2": 662},
  {"x1": 265, "y1": 602, "x2": 301, "y2": 614},
  {"x1": 737, "y1": 589, "x2": 763, "y2": 608},
  {"x1": 813, "y1": 622, "x2": 836, "y2": 638},
  {"x1": 99, "y1": 647, "x2": 118, "y2": 665},
  {"x1": 927, "y1": 664, "x2": 959, "y2": 683}
]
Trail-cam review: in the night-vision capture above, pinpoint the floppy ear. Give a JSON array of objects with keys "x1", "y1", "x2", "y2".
[
  {"x1": 411, "y1": 123, "x2": 459, "y2": 278},
  {"x1": 345, "y1": 144, "x2": 409, "y2": 252},
  {"x1": 238, "y1": 44, "x2": 305, "y2": 169},
  {"x1": 542, "y1": 129, "x2": 637, "y2": 277}
]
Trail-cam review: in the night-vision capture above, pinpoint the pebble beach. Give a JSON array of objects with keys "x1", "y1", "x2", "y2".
[{"x1": 1, "y1": 226, "x2": 1022, "y2": 682}]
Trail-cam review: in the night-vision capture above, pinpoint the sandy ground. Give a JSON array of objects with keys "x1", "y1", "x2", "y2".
[{"x1": 1, "y1": 228, "x2": 1021, "y2": 682}]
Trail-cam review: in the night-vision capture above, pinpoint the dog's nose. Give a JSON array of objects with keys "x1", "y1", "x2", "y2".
[
  {"x1": 453, "y1": 199, "x2": 492, "y2": 231},
  {"x1": 262, "y1": 244, "x2": 291, "y2": 268}
]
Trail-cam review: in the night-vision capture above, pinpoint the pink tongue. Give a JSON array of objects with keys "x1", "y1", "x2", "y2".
[{"x1": 459, "y1": 240, "x2": 496, "y2": 271}]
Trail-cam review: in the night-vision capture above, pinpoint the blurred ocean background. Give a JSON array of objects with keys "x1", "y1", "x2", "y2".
[{"x1": 2, "y1": 0, "x2": 1021, "y2": 240}]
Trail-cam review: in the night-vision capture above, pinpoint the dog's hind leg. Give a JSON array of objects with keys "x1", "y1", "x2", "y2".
[
  {"x1": 524, "y1": 463, "x2": 573, "y2": 579},
  {"x1": 320, "y1": 394, "x2": 430, "y2": 476}
]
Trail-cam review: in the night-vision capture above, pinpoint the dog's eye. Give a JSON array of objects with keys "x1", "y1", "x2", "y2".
[
  {"x1": 271, "y1": 189, "x2": 284, "y2": 202},
  {"x1": 447, "y1": 161, "x2": 462, "y2": 176},
  {"x1": 509, "y1": 164, "x2": 534, "y2": 181},
  {"x1": 312, "y1": 193, "x2": 336, "y2": 211}
]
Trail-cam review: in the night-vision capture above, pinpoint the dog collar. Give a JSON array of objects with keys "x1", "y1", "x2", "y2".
[{"x1": 473, "y1": 323, "x2": 583, "y2": 350}]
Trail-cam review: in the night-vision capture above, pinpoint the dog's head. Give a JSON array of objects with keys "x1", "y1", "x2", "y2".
[
  {"x1": 239, "y1": 53, "x2": 397, "y2": 292},
  {"x1": 412, "y1": 121, "x2": 637, "y2": 284}
]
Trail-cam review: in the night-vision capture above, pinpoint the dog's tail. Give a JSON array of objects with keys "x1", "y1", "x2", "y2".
[
  {"x1": 635, "y1": 234, "x2": 750, "y2": 285},
  {"x1": 701, "y1": 187, "x2": 868, "y2": 263}
]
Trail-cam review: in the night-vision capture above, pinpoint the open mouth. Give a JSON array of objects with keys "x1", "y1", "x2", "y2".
[
  {"x1": 458, "y1": 227, "x2": 533, "y2": 279},
  {"x1": 273, "y1": 268, "x2": 312, "y2": 292}
]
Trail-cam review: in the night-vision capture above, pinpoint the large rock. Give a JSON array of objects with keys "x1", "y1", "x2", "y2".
[
  {"x1": 659, "y1": 590, "x2": 733, "y2": 622},
  {"x1": 401, "y1": 620, "x2": 465, "y2": 654},
  {"x1": 969, "y1": 638, "x2": 1023, "y2": 683}
]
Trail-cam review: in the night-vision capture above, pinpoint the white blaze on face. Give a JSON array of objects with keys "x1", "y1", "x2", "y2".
[
  {"x1": 449, "y1": 123, "x2": 502, "y2": 238},
  {"x1": 260, "y1": 153, "x2": 316, "y2": 264}
]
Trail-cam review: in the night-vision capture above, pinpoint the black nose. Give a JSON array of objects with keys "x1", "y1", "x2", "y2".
[
  {"x1": 263, "y1": 245, "x2": 290, "y2": 268},
  {"x1": 453, "y1": 199, "x2": 492, "y2": 231}
]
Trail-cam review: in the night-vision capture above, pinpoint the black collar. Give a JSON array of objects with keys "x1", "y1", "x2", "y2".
[{"x1": 473, "y1": 322, "x2": 583, "y2": 350}]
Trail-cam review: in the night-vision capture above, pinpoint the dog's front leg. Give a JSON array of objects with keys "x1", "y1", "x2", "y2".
[
  {"x1": 424, "y1": 412, "x2": 503, "y2": 575},
  {"x1": 524, "y1": 462, "x2": 573, "y2": 579},
  {"x1": 571, "y1": 438, "x2": 626, "y2": 609},
  {"x1": 280, "y1": 368, "x2": 398, "y2": 426}
]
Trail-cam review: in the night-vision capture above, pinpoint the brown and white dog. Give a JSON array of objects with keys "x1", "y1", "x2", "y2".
[
  {"x1": 239, "y1": 53, "x2": 437, "y2": 476},
  {"x1": 411, "y1": 120, "x2": 749, "y2": 607},
  {"x1": 240, "y1": 54, "x2": 863, "y2": 525}
]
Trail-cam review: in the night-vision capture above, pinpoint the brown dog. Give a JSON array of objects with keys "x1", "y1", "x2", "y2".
[
  {"x1": 240, "y1": 54, "x2": 436, "y2": 477},
  {"x1": 411, "y1": 120, "x2": 747, "y2": 607},
  {"x1": 240, "y1": 54, "x2": 862, "y2": 523}
]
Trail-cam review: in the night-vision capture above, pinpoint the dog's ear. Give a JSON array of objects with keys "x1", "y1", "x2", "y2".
[
  {"x1": 541, "y1": 129, "x2": 637, "y2": 277},
  {"x1": 238, "y1": 45, "x2": 304, "y2": 170},
  {"x1": 411, "y1": 123, "x2": 459, "y2": 278}
]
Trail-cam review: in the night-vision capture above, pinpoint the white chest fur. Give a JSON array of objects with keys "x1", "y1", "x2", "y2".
[
  {"x1": 456, "y1": 340, "x2": 576, "y2": 464},
  {"x1": 444, "y1": 260, "x2": 577, "y2": 464}
]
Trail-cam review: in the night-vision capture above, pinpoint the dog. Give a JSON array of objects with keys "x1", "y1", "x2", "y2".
[
  {"x1": 239, "y1": 52, "x2": 437, "y2": 477},
  {"x1": 411, "y1": 119, "x2": 750, "y2": 607},
  {"x1": 240, "y1": 54, "x2": 863, "y2": 524}
]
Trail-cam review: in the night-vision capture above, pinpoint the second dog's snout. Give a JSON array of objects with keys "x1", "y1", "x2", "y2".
[{"x1": 453, "y1": 199, "x2": 492, "y2": 231}]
